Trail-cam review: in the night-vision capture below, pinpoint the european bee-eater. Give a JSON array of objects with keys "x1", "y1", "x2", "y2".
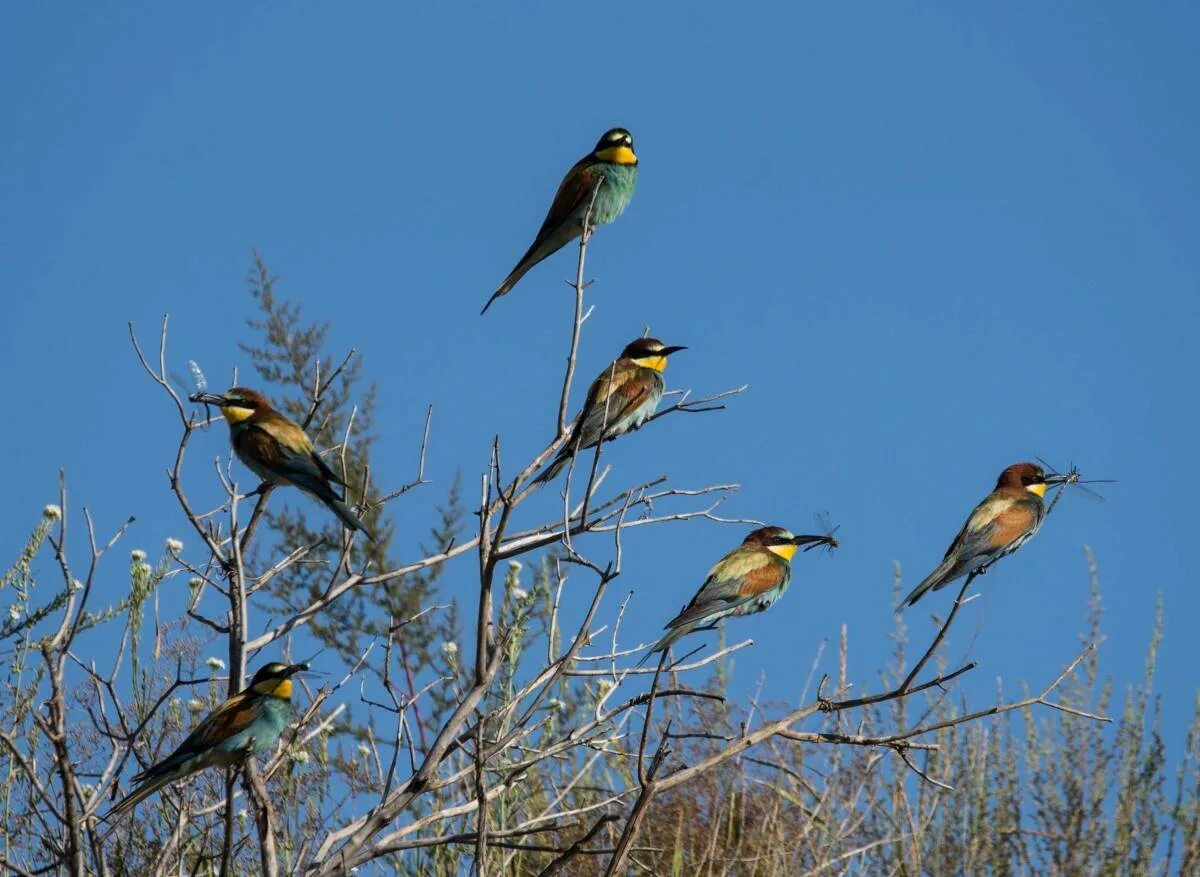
[
  {"x1": 900, "y1": 462, "x2": 1055, "y2": 608},
  {"x1": 105, "y1": 662, "x2": 306, "y2": 818},
  {"x1": 639, "y1": 526, "x2": 838, "y2": 665},
  {"x1": 533, "y1": 337, "x2": 686, "y2": 485},
  {"x1": 190, "y1": 387, "x2": 371, "y2": 538},
  {"x1": 482, "y1": 127, "x2": 638, "y2": 314}
]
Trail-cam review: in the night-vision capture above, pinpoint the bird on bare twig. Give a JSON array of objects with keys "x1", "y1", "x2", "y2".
[
  {"x1": 103, "y1": 662, "x2": 307, "y2": 819},
  {"x1": 900, "y1": 461, "x2": 1065, "y2": 609},
  {"x1": 189, "y1": 387, "x2": 373, "y2": 538},
  {"x1": 534, "y1": 337, "x2": 686, "y2": 486},
  {"x1": 639, "y1": 526, "x2": 838, "y2": 665},
  {"x1": 482, "y1": 127, "x2": 638, "y2": 314}
]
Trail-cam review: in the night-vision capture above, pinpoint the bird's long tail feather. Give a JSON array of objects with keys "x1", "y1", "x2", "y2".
[
  {"x1": 482, "y1": 229, "x2": 577, "y2": 314},
  {"x1": 899, "y1": 557, "x2": 959, "y2": 609},
  {"x1": 531, "y1": 453, "x2": 569, "y2": 486},
  {"x1": 636, "y1": 626, "x2": 690, "y2": 668},
  {"x1": 481, "y1": 272, "x2": 523, "y2": 315},
  {"x1": 326, "y1": 497, "x2": 374, "y2": 541},
  {"x1": 102, "y1": 768, "x2": 185, "y2": 821}
]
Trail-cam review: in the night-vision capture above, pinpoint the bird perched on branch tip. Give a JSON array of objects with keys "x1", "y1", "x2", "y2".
[
  {"x1": 900, "y1": 461, "x2": 1057, "y2": 609},
  {"x1": 482, "y1": 127, "x2": 638, "y2": 314}
]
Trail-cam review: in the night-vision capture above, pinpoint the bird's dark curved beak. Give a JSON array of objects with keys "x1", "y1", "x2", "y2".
[
  {"x1": 660, "y1": 346, "x2": 688, "y2": 357},
  {"x1": 285, "y1": 662, "x2": 309, "y2": 676},
  {"x1": 792, "y1": 533, "x2": 839, "y2": 550},
  {"x1": 190, "y1": 392, "x2": 228, "y2": 406},
  {"x1": 1042, "y1": 474, "x2": 1070, "y2": 485}
]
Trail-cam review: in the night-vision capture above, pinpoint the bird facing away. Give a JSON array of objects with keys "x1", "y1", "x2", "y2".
[
  {"x1": 482, "y1": 127, "x2": 638, "y2": 314},
  {"x1": 900, "y1": 462, "x2": 1051, "y2": 609},
  {"x1": 533, "y1": 337, "x2": 686, "y2": 485},
  {"x1": 640, "y1": 526, "x2": 838, "y2": 665},
  {"x1": 104, "y1": 662, "x2": 306, "y2": 819},
  {"x1": 190, "y1": 387, "x2": 371, "y2": 538}
]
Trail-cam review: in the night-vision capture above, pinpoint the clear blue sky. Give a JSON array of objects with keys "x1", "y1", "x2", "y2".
[{"x1": 3, "y1": 2, "x2": 1197, "y2": 758}]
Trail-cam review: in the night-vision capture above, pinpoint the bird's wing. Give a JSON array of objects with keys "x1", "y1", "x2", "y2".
[
  {"x1": 187, "y1": 691, "x2": 261, "y2": 744},
  {"x1": 943, "y1": 493, "x2": 1042, "y2": 566},
  {"x1": 569, "y1": 363, "x2": 656, "y2": 448},
  {"x1": 532, "y1": 159, "x2": 605, "y2": 244},
  {"x1": 134, "y1": 691, "x2": 262, "y2": 783},
  {"x1": 664, "y1": 548, "x2": 781, "y2": 630},
  {"x1": 236, "y1": 423, "x2": 339, "y2": 498},
  {"x1": 311, "y1": 450, "x2": 348, "y2": 488}
]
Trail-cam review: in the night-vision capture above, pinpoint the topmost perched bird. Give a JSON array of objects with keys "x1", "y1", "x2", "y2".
[
  {"x1": 481, "y1": 128, "x2": 638, "y2": 314},
  {"x1": 190, "y1": 387, "x2": 372, "y2": 539},
  {"x1": 899, "y1": 462, "x2": 1054, "y2": 609}
]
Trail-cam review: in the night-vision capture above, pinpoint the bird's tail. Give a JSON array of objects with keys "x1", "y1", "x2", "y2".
[
  {"x1": 481, "y1": 271, "x2": 523, "y2": 315},
  {"x1": 102, "y1": 765, "x2": 186, "y2": 821},
  {"x1": 325, "y1": 497, "x2": 374, "y2": 541},
  {"x1": 636, "y1": 626, "x2": 689, "y2": 668},
  {"x1": 482, "y1": 230, "x2": 576, "y2": 315},
  {"x1": 899, "y1": 556, "x2": 961, "y2": 609},
  {"x1": 531, "y1": 453, "x2": 569, "y2": 487}
]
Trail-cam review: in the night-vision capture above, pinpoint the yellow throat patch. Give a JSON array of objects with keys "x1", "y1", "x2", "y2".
[
  {"x1": 630, "y1": 355, "x2": 668, "y2": 372},
  {"x1": 1026, "y1": 483, "x2": 1048, "y2": 498},
  {"x1": 595, "y1": 145, "x2": 637, "y2": 165},
  {"x1": 767, "y1": 544, "x2": 798, "y2": 561},
  {"x1": 220, "y1": 404, "x2": 256, "y2": 425},
  {"x1": 253, "y1": 677, "x2": 293, "y2": 699}
]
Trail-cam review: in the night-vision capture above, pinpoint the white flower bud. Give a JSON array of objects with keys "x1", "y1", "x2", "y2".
[
  {"x1": 205, "y1": 657, "x2": 225, "y2": 671},
  {"x1": 188, "y1": 698, "x2": 206, "y2": 713},
  {"x1": 8, "y1": 604, "x2": 22, "y2": 622},
  {"x1": 165, "y1": 538, "x2": 184, "y2": 553},
  {"x1": 441, "y1": 641, "x2": 458, "y2": 656},
  {"x1": 43, "y1": 504, "x2": 62, "y2": 520},
  {"x1": 130, "y1": 549, "x2": 147, "y2": 562}
]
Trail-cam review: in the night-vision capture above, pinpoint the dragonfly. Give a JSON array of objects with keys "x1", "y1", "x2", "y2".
[{"x1": 1037, "y1": 456, "x2": 1115, "y2": 513}]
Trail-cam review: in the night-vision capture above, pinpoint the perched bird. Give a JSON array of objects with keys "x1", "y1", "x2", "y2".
[
  {"x1": 900, "y1": 462, "x2": 1054, "y2": 609},
  {"x1": 533, "y1": 337, "x2": 686, "y2": 485},
  {"x1": 189, "y1": 387, "x2": 371, "y2": 538},
  {"x1": 640, "y1": 526, "x2": 838, "y2": 665},
  {"x1": 104, "y1": 662, "x2": 306, "y2": 819},
  {"x1": 482, "y1": 127, "x2": 638, "y2": 314}
]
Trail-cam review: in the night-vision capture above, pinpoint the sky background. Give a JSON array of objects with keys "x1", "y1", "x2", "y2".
[{"x1": 2, "y1": 2, "x2": 1197, "y2": 765}]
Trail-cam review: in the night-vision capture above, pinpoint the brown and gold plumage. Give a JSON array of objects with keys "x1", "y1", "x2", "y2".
[
  {"x1": 900, "y1": 462, "x2": 1049, "y2": 608},
  {"x1": 533, "y1": 337, "x2": 686, "y2": 485},
  {"x1": 189, "y1": 387, "x2": 371, "y2": 538},
  {"x1": 639, "y1": 526, "x2": 837, "y2": 665}
]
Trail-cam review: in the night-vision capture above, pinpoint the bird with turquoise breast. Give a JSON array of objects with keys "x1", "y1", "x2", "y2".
[
  {"x1": 189, "y1": 387, "x2": 372, "y2": 538},
  {"x1": 900, "y1": 461, "x2": 1054, "y2": 609},
  {"x1": 533, "y1": 336, "x2": 686, "y2": 485},
  {"x1": 640, "y1": 526, "x2": 838, "y2": 665},
  {"x1": 482, "y1": 127, "x2": 638, "y2": 314},
  {"x1": 103, "y1": 662, "x2": 306, "y2": 819}
]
